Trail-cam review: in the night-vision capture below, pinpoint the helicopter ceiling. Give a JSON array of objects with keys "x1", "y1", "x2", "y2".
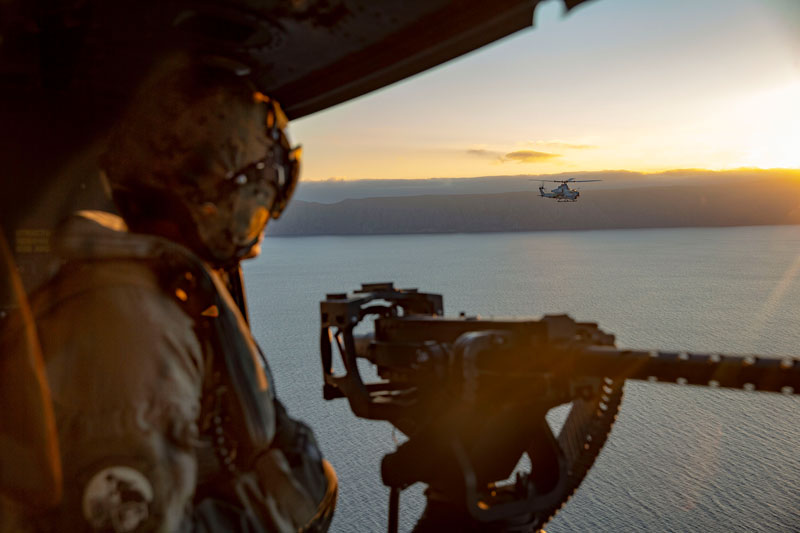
[{"x1": 0, "y1": 0, "x2": 595, "y2": 121}]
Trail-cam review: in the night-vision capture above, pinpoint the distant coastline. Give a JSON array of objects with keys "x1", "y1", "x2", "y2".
[{"x1": 269, "y1": 173, "x2": 800, "y2": 236}]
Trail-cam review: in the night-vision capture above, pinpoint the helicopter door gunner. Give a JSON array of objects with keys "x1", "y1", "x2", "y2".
[{"x1": 0, "y1": 55, "x2": 337, "y2": 532}]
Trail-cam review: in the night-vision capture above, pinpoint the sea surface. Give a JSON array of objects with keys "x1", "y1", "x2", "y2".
[{"x1": 243, "y1": 226, "x2": 800, "y2": 533}]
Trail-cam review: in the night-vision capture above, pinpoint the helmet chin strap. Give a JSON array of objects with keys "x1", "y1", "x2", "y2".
[
  {"x1": 229, "y1": 234, "x2": 263, "y2": 265},
  {"x1": 222, "y1": 263, "x2": 250, "y2": 323}
]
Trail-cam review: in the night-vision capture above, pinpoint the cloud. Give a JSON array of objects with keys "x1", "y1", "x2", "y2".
[
  {"x1": 502, "y1": 150, "x2": 560, "y2": 163},
  {"x1": 466, "y1": 147, "x2": 561, "y2": 164},
  {"x1": 467, "y1": 148, "x2": 504, "y2": 158}
]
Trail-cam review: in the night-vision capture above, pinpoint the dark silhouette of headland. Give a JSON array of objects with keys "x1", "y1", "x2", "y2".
[{"x1": 268, "y1": 169, "x2": 800, "y2": 236}]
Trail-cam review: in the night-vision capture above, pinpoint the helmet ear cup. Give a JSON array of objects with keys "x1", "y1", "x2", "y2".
[
  {"x1": 255, "y1": 95, "x2": 300, "y2": 220},
  {"x1": 272, "y1": 145, "x2": 301, "y2": 219}
]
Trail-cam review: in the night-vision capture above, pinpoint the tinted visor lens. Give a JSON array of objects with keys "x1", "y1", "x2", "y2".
[{"x1": 228, "y1": 145, "x2": 299, "y2": 219}]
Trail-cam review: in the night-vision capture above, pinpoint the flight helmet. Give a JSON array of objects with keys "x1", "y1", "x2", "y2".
[{"x1": 101, "y1": 55, "x2": 300, "y2": 266}]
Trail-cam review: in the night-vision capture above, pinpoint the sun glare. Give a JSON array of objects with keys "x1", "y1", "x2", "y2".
[{"x1": 729, "y1": 82, "x2": 800, "y2": 169}]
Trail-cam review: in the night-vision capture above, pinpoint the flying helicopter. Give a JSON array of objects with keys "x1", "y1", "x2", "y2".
[{"x1": 534, "y1": 178, "x2": 602, "y2": 201}]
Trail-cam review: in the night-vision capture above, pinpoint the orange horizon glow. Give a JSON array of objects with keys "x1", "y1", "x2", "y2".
[{"x1": 297, "y1": 166, "x2": 800, "y2": 183}]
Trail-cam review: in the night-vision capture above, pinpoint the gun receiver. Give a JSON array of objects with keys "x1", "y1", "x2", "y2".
[{"x1": 319, "y1": 283, "x2": 799, "y2": 532}]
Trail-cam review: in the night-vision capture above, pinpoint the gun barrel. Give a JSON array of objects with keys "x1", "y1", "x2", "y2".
[{"x1": 579, "y1": 346, "x2": 799, "y2": 393}]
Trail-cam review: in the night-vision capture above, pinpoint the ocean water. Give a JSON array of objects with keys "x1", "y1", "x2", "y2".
[{"x1": 243, "y1": 226, "x2": 800, "y2": 533}]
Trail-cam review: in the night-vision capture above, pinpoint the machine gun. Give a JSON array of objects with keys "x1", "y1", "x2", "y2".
[{"x1": 319, "y1": 283, "x2": 799, "y2": 533}]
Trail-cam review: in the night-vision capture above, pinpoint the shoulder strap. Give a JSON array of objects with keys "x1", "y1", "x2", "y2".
[
  {"x1": 0, "y1": 229, "x2": 62, "y2": 507},
  {"x1": 57, "y1": 213, "x2": 276, "y2": 457}
]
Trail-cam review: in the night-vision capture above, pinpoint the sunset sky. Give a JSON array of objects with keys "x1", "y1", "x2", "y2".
[{"x1": 290, "y1": 0, "x2": 800, "y2": 181}]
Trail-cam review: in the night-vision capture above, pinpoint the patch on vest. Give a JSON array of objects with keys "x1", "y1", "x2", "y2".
[{"x1": 82, "y1": 466, "x2": 153, "y2": 532}]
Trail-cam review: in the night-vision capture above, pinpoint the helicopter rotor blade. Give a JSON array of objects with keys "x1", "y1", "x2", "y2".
[{"x1": 530, "y1": 179, "x2": 602, "y2": 183}]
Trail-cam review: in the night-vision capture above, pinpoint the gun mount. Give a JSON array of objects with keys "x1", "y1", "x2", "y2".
[{"x1": 319, "y1": 283, "x2": 799, "y2": 532}]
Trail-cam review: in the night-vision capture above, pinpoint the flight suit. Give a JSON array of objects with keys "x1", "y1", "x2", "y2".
[{"x1": 1, "y1": 211, "x2": 336, "y2": 532}]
